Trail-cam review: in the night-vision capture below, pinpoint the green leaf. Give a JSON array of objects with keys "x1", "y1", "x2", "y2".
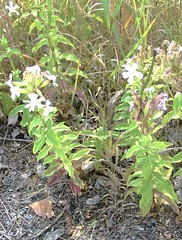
[
  {"x1": 43, "y1": 154, "x2": 56, "y2": 165},
  {"x1": 152, "y1": 124, "x2": 163, "y2": 134},
  {"x1": 53, "y1": 123, "x2": 70, "y2": 132},
  {"x1": 28, "y1": 115, "x2": 42, "y2": 135},
  {"x1": 40, "y1": 55, "x2": 50, "y2": 64},
  {"x1": 153, "y1": 172, "x2": 178, "y2": 202},
  {"x1": 61, "y1": 132, "x2": 80, "y2": 142},
  {"x1": 125, "y1": 145, "x2": 141, "y2": 158},
  {"x1": 33, "y1": 137, "x2": 46, "y2": 154},
  {"x1": 1, "y1": 93, "x2": 14, "y2": 115},
  {"x1": 9, "y1": 105, "x2": 24, "y2": 115},
  {"x1": 65, "y1": 68, "x2": 88, "y2": 78},
  {"x1": 173, "y1": 92, "x2": 182, "y2": 119},
  {"x1": 149, "y1": 141, "x2": 172, "y2": 150},
  {"x1": 32, "y1": 38, "x2": 48, "y2": 53},
  {"x1": 173, "y1": 92, "x2": 182, "y2": 109},
  {"x1": 162, "y1": 111, "x2": 176, "y2": 125},
  {"x1": 29, "y1": 19, "x2": 42, "y2": 34},
  {"x1": 21, "y1": 108, "x2": 32, "y2": 127},
  {"x1": 55, "y1": 148, "x2": 74, "y2": 177},
  {"x1": 37, "y1": 145, "x2": 51, "y2": 161},
  {"x1": 82, "y1": 130, "x2": 96, "y2": 137},
  {"x1": 57, "y1": 35, "x2": 74, "y2": 47},
  {"x1": 83, "y1": 139, "x2": 97, "y2": 148},
  {"x1": 174, "y1": 168, "x2": 182, "y2": 177},
  {"x1": 125, "y1": 121, "x2": 139, "y2": 133},
  {"x1": 100, "y1": 0, "x2": 111, "y2": 30},
  {"x1": 69, "y1": 149, "x2": 90, "y2": 161},
  {"x1": 113, "y1": 122, "x2": 130, "y2": 131},
  {"x1": 60, "y1": 53, "x2": 79, "y2": 63},
  {"x1": 0, "y1": 53, "x2": 6, "y2": 61},
  {"x1": 42, "y1": 165, "x2": 57, "y2": 177},
  {"x1": 171, "y1": 151, "x2": 182, "y2": 164},
  {"x1": 46, "y1": 127, "x2": 60, "y2": 148},
  {"x1": 139, "y1": 174, "x2": 153, "y2": 216},
  {"x1": 64, "y1": 143, "x2": 80, "y2": 152}
]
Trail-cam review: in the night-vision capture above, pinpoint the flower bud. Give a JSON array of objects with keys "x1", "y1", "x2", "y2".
[{"x1": 147, "y1": 46, "x2": 152, "y2": 59}]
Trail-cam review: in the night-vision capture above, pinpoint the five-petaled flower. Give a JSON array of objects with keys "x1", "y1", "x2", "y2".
[
  {"x1": 122, "y1": 63, "x2": 143, "y2": 85},
  {"x1": 23, "y1": 93, "x2": 44, "y2": 112},
  {"x1": 5, "y1": 1, "x2": 19, "y2": 16}
]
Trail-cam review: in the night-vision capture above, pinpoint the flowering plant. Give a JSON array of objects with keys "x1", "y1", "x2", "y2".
[
  {"x1": 7, "y1": 65, "x2": 90, "y2": 195},
  {"x1": 113, "y1": 46, "x2": 182, "y2": 216}
]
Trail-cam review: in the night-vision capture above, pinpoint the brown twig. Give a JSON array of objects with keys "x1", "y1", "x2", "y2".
[{"x1": 0, "y1": 137, "x2": 33, "y2": 143}]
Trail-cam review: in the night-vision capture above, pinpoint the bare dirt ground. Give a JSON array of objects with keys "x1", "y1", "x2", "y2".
[{"x1": 1, "y1": 123, "x2": 182, "y2": 240}]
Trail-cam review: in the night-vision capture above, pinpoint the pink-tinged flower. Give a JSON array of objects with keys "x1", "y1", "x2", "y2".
[
  {"x1": 25, "y1": 65, "x2": 41, "y2": 75},
  {"x1": 164, "y1": 68, "x2": 170, "y2": 76},
  {"x1": 23, "y1": 93, "x2": 43, "y2": 112},
  {"x1": 5, "y1": 1, "x2": 19, "y2": 16},
  {"x1": 122, "y1": 63, "x2": 143, "y2": 85},
  {"x1": 156, "y1": 93, "x2": 168, "y2": 111}
]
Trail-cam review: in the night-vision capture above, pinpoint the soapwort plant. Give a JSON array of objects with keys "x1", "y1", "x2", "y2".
[
  {"x1": 7, "y1": 65, "x2": 90, "y2": 194},
  {"x1": 113, "y1": 45, "x2": 182, "y2": 216}
]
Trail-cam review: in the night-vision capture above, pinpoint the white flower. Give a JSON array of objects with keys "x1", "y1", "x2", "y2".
[
  {"x1": 23, "y1": 93, "x2": 43, "y2": 112},
  {"x1": 144, "y1": 87, "x2": 155, "y2": 97},
  {"x1": 129, "y1": 101, "x2": 134, "y2": 112},
  {"x1": 122, "y1": 63, "x2": 143, "y2": 85},
  {"x1": 5, "y1": 74, "x2": 13, "y2": 87},
  {"x1": 144, "y1": 87, "x2": 155, "y2": 93},
  {"x1": 25, "y1": 65, "x2": 41, "y2": 75},
  {"x1": 10, "y1": 85, "x2": 20, "y2": 100},
  {"x1": 43, "y1": 99, "x2": 54, "y2": 116},
  {"x1": 5, "y1": 74, "x2": 20, "y2": 100},
  {"x1": 5, "y1": 1, "x2": 19, "y2": 16},
  {"x1": 44, "y1": 71, "x2": 58, "y2": 87}
]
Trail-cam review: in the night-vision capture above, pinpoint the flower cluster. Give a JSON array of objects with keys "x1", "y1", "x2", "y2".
[{"x1": 5, "y1": 65, "x2": 58, "y2": 116}]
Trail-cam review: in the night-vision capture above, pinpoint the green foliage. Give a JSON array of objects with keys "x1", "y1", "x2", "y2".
[
  {"x1": 113, "y1": 43, "x2": 182, "y2": 215},
  {"x1": 83, "y1": 127, "x2": 113, "y2": 170},
  {"x1": 0, "y1": 0, "x2": 181, "y2": 216},
  {"x1": 8, "y1": 66, "x2": 91, "y2": 190},
  {"x1": 1, "y1": 92, "x2": 15, "y2": 115}
]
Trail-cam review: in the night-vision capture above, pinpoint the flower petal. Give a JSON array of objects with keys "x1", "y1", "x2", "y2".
[
  {"x1": 122, "y1": 72, "x2": 130, "y2": 79},
  {"x1": 127, "y1": 76, "x2": 134, "y2": 85},
  {"x1": 135, "y1": 71, "x2": 143, "y2": 79},
  {"x1": 132, "y1": 63, "x2": 139, "y2": 71}
]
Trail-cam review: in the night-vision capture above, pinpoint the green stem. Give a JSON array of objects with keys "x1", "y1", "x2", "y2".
[
  {"x1": 8, "y1": 56, "x2": 16, "y2": 71},
  {"x1": 141, "y1": 49, "x2": 157, "y2": 96}
]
